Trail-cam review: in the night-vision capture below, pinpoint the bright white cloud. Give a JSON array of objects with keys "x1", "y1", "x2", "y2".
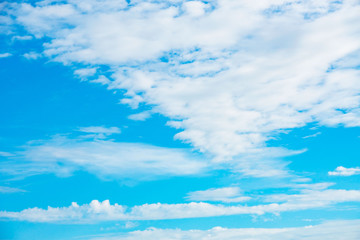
[
  {"x1": 186, "y1": 187, "x2": 251, "y2": 203},
  {"x1": 88, "y1": 220, "x2": 360, "y2": 240},
  {"x1": 328, "y1": 166, "x2": 360, "y2": 176},
  {"x1": 4, "y1": 0, "x2": 360, "y2": 162},
  {"x1": 1, "y1": 189, "x2": 360, "y2": 223},
  {"x1": 0, "y1": 133, "x2": 207, "y2": 181}
]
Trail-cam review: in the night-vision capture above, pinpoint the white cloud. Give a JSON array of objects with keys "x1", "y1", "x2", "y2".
[
  {"x1": 5, "y1": 0, "x2": 360, "y2": 162},
  {"x1": 77, "y1": 126, "x2": 121, "y2": 139},
  {"x1": 74, "y1": 67, "x2": 98, "y2": 78},
  {"x1": 78, "y1": 126, "x2": 121, "y2": 134},
  {"x1": 11, "y1": 35, "x2": 33, "y2": 41},
  {"x1": 186, "y1": 187, "x2": 251, "y2": 203},
  {"x1": 128, "y1": 111, "x2": 152, "y2": 121},
  {"x1": 264, "y1": 189, "x2": 360, "y2": 205},
  {"x1": 328, "y1": 166, "x2": 360, "y2": 176},
  {"x1": 0, "y1": 133, "x2": 207, "y2": 181},
  {"x1": 88, "y1": 220, "x2": 360, "y2": 240},
  {"x1": 0, "y1": 52, "x2": 12, "y2": 58},
  {"x1": 1, "y1": 189, "x2": 359, "y2": 223},
  {"x1": 302, "y1": 132, "x2": 321, "y2": 139},
  {"x1": 23, "y1": 51, "x2": 42, "y2": 60},
  {"x1": 0, "y1": 186, "x2": 26, "y2": 193}
]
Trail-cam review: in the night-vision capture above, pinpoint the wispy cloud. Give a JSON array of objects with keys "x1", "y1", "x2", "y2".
[
  {"x1": 186, "y1": 187, "x2": 251, "y2": 203},
  {"x1": 88, "y1": 220, "x2": 360, "y2": 240},
  {"x1": 302, "y1": 132, "x2": 321, "y2": 139},
  {"x1": 0, "y1": 186, "x2": 26, "y2": 193},
  {"x1": 78, "y1": 126, "x2": 121, "y2": 138},
  {"x1": 0, "y1": 132, "x2": 207, "y2": 182},
  {"x1": 328, "y1": 166, "x2": 360, "y2": 176}
]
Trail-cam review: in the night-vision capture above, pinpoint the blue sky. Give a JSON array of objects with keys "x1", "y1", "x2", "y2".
[{"x1": 0, "y1": 0, "x2": 360, "y2": 239}]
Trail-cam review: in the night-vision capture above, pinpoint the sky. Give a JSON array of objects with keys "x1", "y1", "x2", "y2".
[{"x1": 0, "y1": 0, "x2": 360, "y2": 239}]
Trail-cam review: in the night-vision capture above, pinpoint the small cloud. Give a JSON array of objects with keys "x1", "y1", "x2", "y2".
[
  {"x1": 12, "y1": 35, "x2": 33, "y2": 41},
  {"x1": 23, "y1": 52, "x2": 42, "y2": 60},
  {"x1": 128, "y1": 111, "x2": 152, "y2": 121},
  {"x1": 90, "y1": 75, "x2": 111, "y2": 85},
  {"x1": 328, "y1": 166, "x2": 360, "y2": 176},
  {"x1": 74, "y1": 68, "x2": 97, "y2": 79},
  {"x1": 124, "y1": 221, "x2": 138, "y2": 229},
  {"x1": 186, "y1": 187, "x2": 251, "y2": 203},
  {"x1": 0, "y1": 53, "x2": 12, "y2": 58},
  {"x1": 78, "y1": 126, "x2": 121, "y2": 135},
  {"x1": 302, "y1": 132, "x2": 321, "y2": 139},
  {"x1": 0, "y1": 186, "x2": 26, "y2": 193}
]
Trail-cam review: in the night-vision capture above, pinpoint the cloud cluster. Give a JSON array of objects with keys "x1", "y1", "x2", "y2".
[
  {"x1": 3, "y1": 0, "x2": 360, "y2": 160},
  {"x1": 328, "y1": 166, "x2": 360, "y2": 176},
  {"x1": 89, "y1": 220, "x2": 360, "y2": 240},
  {"x1": 1, "y1": 189, "x2": 359, "y2": 223}
]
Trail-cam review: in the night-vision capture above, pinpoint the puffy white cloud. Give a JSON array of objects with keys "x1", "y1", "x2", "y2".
[
  {"x1": 88, "y1": 220, "x2": 360, "y2": 240},
  {"x1": 328, "y1": 166, "x2": 360, "y2": 176},
  {"x1": 1, "y1": 189, "x2": 360, "y2": 223},
  {"x1": 4, "y1": 0, "x2": 360, "y2": 162},
  {"x1": 186, "y1": 187, "x2": 251, "y2": 203}
]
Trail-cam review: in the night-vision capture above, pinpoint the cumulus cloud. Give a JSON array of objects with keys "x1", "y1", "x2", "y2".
[
  {"x1": 186, "y1": 187, "x2": 251, "y2": 203},
  {"x1": 328, "y1": 166, "x2": 360, "y2": 176},
  {"x1": 0, "y1": 133, "x2": 207, "y2": 181},
  {"x1": 1, "y1": 189, "x2": 360, "y2": 223},
  {"x1": 88, "y1": 220, "x2": 360, "y2": 240}
]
